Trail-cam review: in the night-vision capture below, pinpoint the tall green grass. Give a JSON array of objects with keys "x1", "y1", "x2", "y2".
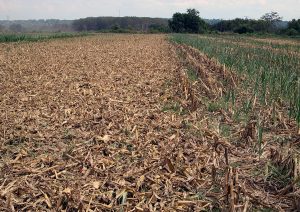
[
  {"x1": 170, "y1": 34, "x2": 300, "y2": 124},
  {"x1": 0, "y1": 32, "x2": 90, "y2": 43}
]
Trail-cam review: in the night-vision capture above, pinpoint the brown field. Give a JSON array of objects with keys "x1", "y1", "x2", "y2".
[{"x1": 0, "y1": 34, "x2": 299, "y2": 211}]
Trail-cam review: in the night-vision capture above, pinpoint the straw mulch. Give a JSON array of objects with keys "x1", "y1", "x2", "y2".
[{"x1": 0, "y1": 34, "x2": 299, "y2": 211}]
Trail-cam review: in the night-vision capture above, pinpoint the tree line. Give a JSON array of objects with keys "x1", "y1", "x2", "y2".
[
  {"x1": 0, "y1": 19, "x2": 73, "y2": 33},
  {"x1": 71, "y1": 10, "x2": 299, "y2": 36},
  {"x1": 0, "y1": 11, "x2": 299, "y2": 36},
  {"x1": 168, "y1": 10, "x2": 300, "y2": 36},
  {"x1": 72, "y1": 17, "x2": 169, "y2": 33}
]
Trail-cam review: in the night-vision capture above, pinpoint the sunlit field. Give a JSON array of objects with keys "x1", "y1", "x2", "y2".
[{"x1": 0, "y1": 33, "x2": 299, "y2": 211}]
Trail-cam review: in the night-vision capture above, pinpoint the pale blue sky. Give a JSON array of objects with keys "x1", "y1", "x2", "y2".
[{"x1": 0, "y1": 0, "x2": 299, "y2": 20}]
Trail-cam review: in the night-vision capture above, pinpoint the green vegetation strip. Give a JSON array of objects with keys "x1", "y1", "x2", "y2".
[
  {"x1": 0, "y1": 32, "x2": 90, "y2": 43},
  {"x1": 170, "y1": 34, "x2": 300, "y2": 123},
  {"x1": 203, "y1": 34, "x2": 300, "y2": 53}
]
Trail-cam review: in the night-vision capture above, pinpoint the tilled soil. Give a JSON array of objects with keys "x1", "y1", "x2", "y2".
[{"x1": 0, "y1": 34, "x2": 213, "y2": 211}]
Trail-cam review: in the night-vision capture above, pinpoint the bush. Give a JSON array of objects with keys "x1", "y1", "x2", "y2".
[
  {"x1": 148, "y1": 24, "x2": 170, "y2": 33},
  {"x1": 285, "y1": 19, "x2": 300, "y2": 36},
  {"x1": 286, "y1": 28, "x2": 299, "y2": 36},
  {"x1": 234, "y1": 26, "x2": 254, "y2": 34},
  {"x1": 111, "y1": 24, "x2": 121, "y2": 31}
]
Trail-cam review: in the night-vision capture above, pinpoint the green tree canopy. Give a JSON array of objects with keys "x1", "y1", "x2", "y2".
[
  {"x1": 213, "y1": 18, "x2": 269, "y2": 33},
  {"x1": 169, "y1": 9, "x2": 208, "y2": 33},
  {"x1": 261, "y1": 11, "x2": 282, "y2": 23},
  {"x1": 260, "y1": 11, "x2": 283, "y2": 32},
  {"x1": 285, "y1": 19, "x2": 300, "y2": 35},
  {"x1": 288, "y1": 19, "x2": 300, "y2": 32}
]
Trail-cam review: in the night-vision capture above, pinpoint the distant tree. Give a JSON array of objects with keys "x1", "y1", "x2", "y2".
[
  {"x1": 212, "y1": 15, "x2": 283, "y2": 34},
  {"x1": 184, "y1": 9, "x2": 208, "y2": 33},
  {"x1": 288, "y1": 19, "x2": 300, "y2": 32},
  {"x1": 285, "y1": 19, "x2": 300, "y2": 36},
  {"x1": 260, "y1": 11, "x2": 282, "y2": 32},
  {"x1": 169, "y1": 9, "x2": 208, "y2": 33},
  {"x1": 9, "y1": 24, "x2": 23, "y2": 33},
  {"x1": 251, "y1": 19, "x2": 269, "y2": 32},
  {"x1": 213, "y1": 19, "x2": 241, "y2": 32},
  {"x1": 213, "y1": 18, "x2": 261, "y2": 33},
  {"x1": 261, "y1": 11, "x2": 282, "y2": 23},
  {"x1": 168, "y1": 13, "x2": 185, "y2": 33}
]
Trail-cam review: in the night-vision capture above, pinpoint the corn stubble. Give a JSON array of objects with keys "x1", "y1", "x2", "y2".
[
  {"x1": 0, "y1": 34, "x2": 299, "y2": 211},
  {"x1": 172, "y1": 34, "x2": 300, "y2": 211}
]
